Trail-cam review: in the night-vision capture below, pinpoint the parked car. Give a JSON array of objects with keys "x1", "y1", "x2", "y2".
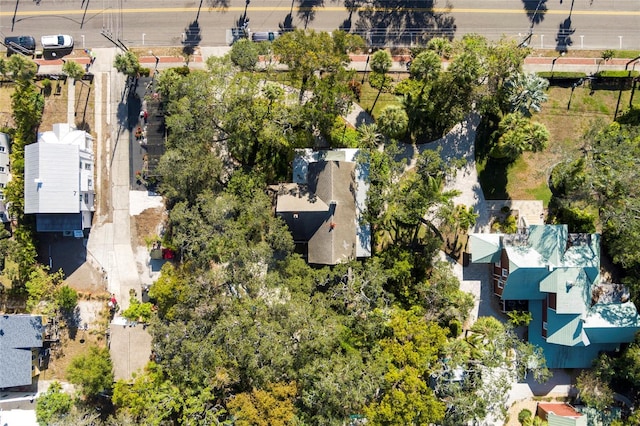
[
  {"x1": 251, "y1": 31, "x2": 280, "y2": 42},
  {"x1": 41, "y1": 34, "x2": 73, "y2": 49},
  {"x1": 4, "y1": 35, "x2": 36, "y2": 56}
]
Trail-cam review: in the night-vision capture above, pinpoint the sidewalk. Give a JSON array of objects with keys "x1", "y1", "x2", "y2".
[{"x1": 33, "y1": 47, "x2": 639, "y2": 75}]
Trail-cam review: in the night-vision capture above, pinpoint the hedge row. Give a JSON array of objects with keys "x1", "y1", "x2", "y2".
[
  {"x1": 536, "y1": 71, "x2": 587, "y2": 79},
  {"x1": 594, "y1": 70, "x2": 640, "y2": 78}
]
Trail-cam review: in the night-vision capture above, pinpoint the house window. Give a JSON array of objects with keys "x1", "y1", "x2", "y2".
[
  {"x1": 498, "y1": 280, "x2": 504, "y2": 289},
  {"x1": 0, "y1": 146, "x2": 5, "y2": 152},
  {"x1": 543, "y1": 321, "x2": 548, "y2": 331},
  {"x1": 0, "y1": 183, "x2": 4, "y2": 188},
  {"x1": 0, "y1": 166, "x2": 4, "y2": 172},
  {"x1": 502, "y1": 268, "x2": 508, "y2": 277},
  {"x1": 496, "y1": 258, "x2": 501, "y2": 268},
  {"x1": 88, "y1": 179, "x2": 93, "y2": 188},
  {"x1": 85, "y1": 163, "x2": 91, "y2": 170},
  {"x1": 84, "y1": 193, "x2": 89, "y2": 204}
]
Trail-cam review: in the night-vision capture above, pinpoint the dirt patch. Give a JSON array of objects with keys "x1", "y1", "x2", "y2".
[
  {"x1": 74, "y1": 80, "x2": 95, "y2": 134},
  {"x1": 39, "y1": 80, "x2": 69, "y2": 130},
  {"x1": 130, "y1": 46, "x2": 200, "y2": 59},
  {"x1": 98, "y1": 73, "x2": 112, "y2": 222},
  {"x1": 45, "y1": 300, "x2": 110, "y2": 382},
  {"x1": 132, "y1": 206, "x2": 165, "y2": 247},
  {"x1": 0, "y1": 84, "x2": 15, "y2": 128},
  {"x1": 65, "y1": 261, "x2": 108, "y2": 294}
]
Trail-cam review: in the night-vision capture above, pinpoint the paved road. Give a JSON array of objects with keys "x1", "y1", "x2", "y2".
[{"x1": 1, "y1": 0, "x2": 640, "y2": 50}]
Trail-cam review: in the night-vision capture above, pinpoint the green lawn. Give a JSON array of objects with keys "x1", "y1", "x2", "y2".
[
  {"x1": 482, "y1": 83, "x2": 640, "y2": 205},
  {"x1": 357, "y1": 77, "x2": 403, "y2": 119}
]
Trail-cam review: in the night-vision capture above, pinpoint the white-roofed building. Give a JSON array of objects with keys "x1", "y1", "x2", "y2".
[{"x1": 24, "y1": 123, "x2": 94, "y2": 232}]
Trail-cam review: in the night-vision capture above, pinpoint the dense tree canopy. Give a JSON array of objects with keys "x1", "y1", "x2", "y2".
[{"x1": 107, "y1": 32, "x2": 552, "y2": 425}]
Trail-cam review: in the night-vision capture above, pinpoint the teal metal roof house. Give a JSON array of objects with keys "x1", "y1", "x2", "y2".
[{"x1": 469, "y1": 225, "x2": 640, "y2": 368}]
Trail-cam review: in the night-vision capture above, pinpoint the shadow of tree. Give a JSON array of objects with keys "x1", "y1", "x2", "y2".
[
  {"x1": 354, "y1": 0, "x2": 456, "y2": 48},
  {"x1": 478, "y1": 157, "x2": 509, "y2": 200},
  {"x1": 206, "y1": 0, "x2": 230, "y2": 8},
  {"x1": 521, "y1": 0, "x2": 548, "y2": 28},
  {"x1": 339, "y1": 0, "x2": 364, "y2": 32},
  {"x1": 555, "y1": 16, "x2": 575, "y2": 53},
  {"x1": 182, "y1": 20, "x2": 202, "y2": 56},
  {"x1": 279, "y1": 12, "x2": 296, "y2": 32},
  {"x1": 298, "y1": 0, "x2": 324, "y2": 29}
]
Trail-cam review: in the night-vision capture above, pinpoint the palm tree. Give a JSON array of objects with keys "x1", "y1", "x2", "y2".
[
  {"x1": 357, "y1": 123, "x2": 382, "y2": 149},
  {"x1": 504, "y1": 72, "x2": 549, "y2": 117},
  {"x1": 409, "y1": 50, "x2": 441, "y2": 86},
  {"x1": 368, "y1": 50, "x2": 392, "y2": 113}
]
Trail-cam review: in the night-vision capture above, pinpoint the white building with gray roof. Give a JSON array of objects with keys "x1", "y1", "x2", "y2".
[{"x1": 24, "y1": 123, "x2": 94, "y2": 233}]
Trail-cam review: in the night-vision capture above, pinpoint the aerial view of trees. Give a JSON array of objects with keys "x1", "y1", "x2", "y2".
[
  {"x1": 105, "y1": 31, "x2": 555, "y2": 425},
  {"x1": 14, "y1": 24, "x2": 640, "y2": 425}
]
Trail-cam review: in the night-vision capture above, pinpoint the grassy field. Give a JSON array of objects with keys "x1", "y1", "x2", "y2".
[
  {"x1": 498, "y1": 84, "x2": 640, "y2": 204},
  {"x1": 358, "y1": 75, "x2": 405, "y2": 118}
]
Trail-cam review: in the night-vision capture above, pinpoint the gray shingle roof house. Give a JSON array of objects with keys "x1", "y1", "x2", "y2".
[
  {"x1": 0, "y1": 315, "x2": 44, "y2": 389},
  {"x1": 276, "y1": 149, "x2": 370, "y2": 265},
  {"x1": 24, "y1": 123, "x2": 95, "y2": 232}
]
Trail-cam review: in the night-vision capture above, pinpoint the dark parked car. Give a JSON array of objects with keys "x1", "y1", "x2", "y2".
[
  {"x1": 4, "y1": 35, "x2": 36, "y2": 56},
  {"x1": 251, "y1": 31, "x2": 280, "y2": 42}
]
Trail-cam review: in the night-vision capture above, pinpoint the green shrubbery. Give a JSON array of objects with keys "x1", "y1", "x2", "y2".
[
  {"x1": 121, "y1": 295, "x2": 154, "y2": 323},
  {"x1": 536, "y1": 71, "x2": 587, "y2": 79},
  {"x1": 329, "y1": 118, "x2": 359, "y2": 148},
  {"x1": 595, "y1": 70, "x2": 640, "y2": 78}
]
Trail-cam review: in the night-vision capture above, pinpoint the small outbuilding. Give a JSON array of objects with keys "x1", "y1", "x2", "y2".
[{"x1": 536, "y1": 403, "x2": 587, "y2": 426}]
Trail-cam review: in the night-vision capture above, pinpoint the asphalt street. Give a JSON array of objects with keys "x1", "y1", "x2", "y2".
[{"x1": 1, "y1": 0, "x2": 640, "y2": 51}]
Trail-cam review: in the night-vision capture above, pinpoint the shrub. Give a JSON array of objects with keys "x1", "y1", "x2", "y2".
[
  {"x1": 518, "y1": 408, "x2": 532, "y2": 425},
  {"x1": 66, "y1": 346, "x2": 114, "y2": 398},
  {"x1": 368, "y1": 71, "x2": 393, "y2": 92},
  {"x1": 56, "y1": 285, "x2": 78, "y2": 313},
  {"x1": 553, "y1": 206, "x2": 596, "y2": 233},
  {"x1": 595, "y1": 70, "x2": 639, "y2": 78},
  {"x1": 36, "y1": 381, "x2": 72, "y2": 425},
  {"x1": 172, "y1": 65, "x2": 190, "y2": 76},
  {"x1": 121, "y1": 296, "x2": 154, "y2": 323},
  {"x1": 329, "y1": 118, "x2": 359, "y2": 148},
  {"x1": 448, "y1": 319, "x2": 462, "y2": 337},
  {"x1": 536, "y1": 71, "x2": 587, "y2": 79},
  {"x1": 348, "y1": 79, "x2": 362, "y2": 100},
  {"x1": 601, "y1": 49, "x2": 615, "y2": 61},
  {"x1": 138, "y1": 67, "x2": 151, "y2": 77}
]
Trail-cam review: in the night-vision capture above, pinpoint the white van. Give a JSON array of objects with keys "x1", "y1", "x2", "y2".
[{"x1": 41, "y1": 35, "x2": 73, "y2": 49}]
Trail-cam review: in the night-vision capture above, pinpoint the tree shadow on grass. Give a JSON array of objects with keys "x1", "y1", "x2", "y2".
[
  {"x1": 475, "y1": 115, "x2": 510, "y2": 200},
  {"x1": 477, "y1": 157, "x2": 510, "y2": 200},
  {"x1": 354, "y1": 0, "x2": 456, "y2": 47}
]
